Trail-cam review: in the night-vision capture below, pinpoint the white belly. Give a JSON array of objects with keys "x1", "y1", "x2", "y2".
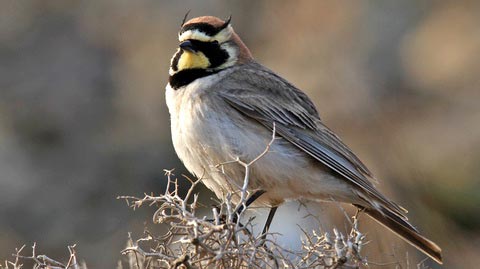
[{"x1": 166, "y1": 79, "x2": 355, "y2": 206}]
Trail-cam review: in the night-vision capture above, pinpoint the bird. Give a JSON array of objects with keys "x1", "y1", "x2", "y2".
[{"x1": 165, "y1": 15, "x2": 442, "y2": 264}]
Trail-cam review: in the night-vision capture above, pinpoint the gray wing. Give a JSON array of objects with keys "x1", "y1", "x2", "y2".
[{"x1": 219, "y1": 61, "x2": 405, "y2": 215}]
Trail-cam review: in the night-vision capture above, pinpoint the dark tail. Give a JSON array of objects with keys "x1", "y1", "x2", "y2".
[{"x1": 356, "y1": 205, "x2": 443, "y2": 264}]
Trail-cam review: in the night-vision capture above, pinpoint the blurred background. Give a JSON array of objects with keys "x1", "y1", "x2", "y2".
[{"x1": 1, "y1": 0, "x2": 479, "y2": 268}]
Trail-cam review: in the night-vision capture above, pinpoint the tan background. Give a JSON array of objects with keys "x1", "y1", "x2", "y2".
[{"x1": 1, "y1": 1, "x2": 479, "y2": 268}]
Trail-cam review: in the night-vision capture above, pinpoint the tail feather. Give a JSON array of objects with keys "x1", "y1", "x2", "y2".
[{"x1": 356, "y1": 205, "x2": 443, "y2": 264}]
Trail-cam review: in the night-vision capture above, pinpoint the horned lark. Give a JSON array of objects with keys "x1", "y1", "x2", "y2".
[{"x1": 165, "y1": 15, "x2": 442, "y2": 264}]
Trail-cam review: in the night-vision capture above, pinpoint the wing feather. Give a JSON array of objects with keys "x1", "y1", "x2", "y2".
[{"x1": 219, "y1": 62, "x2": 405, "y2": 216}]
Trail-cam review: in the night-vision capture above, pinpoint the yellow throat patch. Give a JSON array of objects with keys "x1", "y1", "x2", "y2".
[{"x1": 177, "y1": 51, "x2": 210, "y2": 71}]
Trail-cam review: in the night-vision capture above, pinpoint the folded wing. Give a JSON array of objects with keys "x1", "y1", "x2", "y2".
[{"x1": 219, "y1": 62, "x2": 405, "y2": 217}]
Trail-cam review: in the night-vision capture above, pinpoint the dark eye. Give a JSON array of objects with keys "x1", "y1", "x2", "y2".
[{"x1": 211, "y1": 40, "x2": 219, "y2": 45}]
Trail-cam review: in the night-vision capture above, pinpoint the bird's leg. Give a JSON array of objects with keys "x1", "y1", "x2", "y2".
[
  {"x1": 259, "y1": 206, "x2": 280, "y2": 268},
  {"x1": 235, "y1": 189, "x2": 266, "y2": 215},
  {"x1": 261, "y1": 206, "x2": 278, "y2": 241},
  {"x1": 231, "y1": 189, "x2": 266, "y2": 224},
  {"x1": 209, "y1": 189, "x2": 266, "y2": 225}
]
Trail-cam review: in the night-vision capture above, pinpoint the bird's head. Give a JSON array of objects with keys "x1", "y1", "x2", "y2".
[{"x1": 169, "y1": 15, "x2": 253, "y2": 76}]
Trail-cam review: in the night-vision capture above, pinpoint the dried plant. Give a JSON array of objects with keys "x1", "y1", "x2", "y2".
[
  {"x1": 115, "y1": 169, "x2": 367, "y2": 269},
  {"x1": 0, "y1": 174, "x2": 368, "y2": 269},
  {"x1": 1, "y1": 243, "x2": 86, "y2": 269}
]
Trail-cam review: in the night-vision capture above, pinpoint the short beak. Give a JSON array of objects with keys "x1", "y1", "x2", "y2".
[{"x1": 179, "y1": 40, "x2": 196, "y2": 53}]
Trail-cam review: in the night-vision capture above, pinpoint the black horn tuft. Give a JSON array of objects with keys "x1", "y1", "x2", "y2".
[
  {"x1": 181, "y1": 10, "x2": 191, "y2": 26},
  {"x1": 221, "y1": 15, "x2": 232, "y2": 30}
]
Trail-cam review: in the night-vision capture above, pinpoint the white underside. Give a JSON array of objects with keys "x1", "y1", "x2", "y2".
[{"x1": 166, "y1": 74, "x2": 357, "y2": 207}]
